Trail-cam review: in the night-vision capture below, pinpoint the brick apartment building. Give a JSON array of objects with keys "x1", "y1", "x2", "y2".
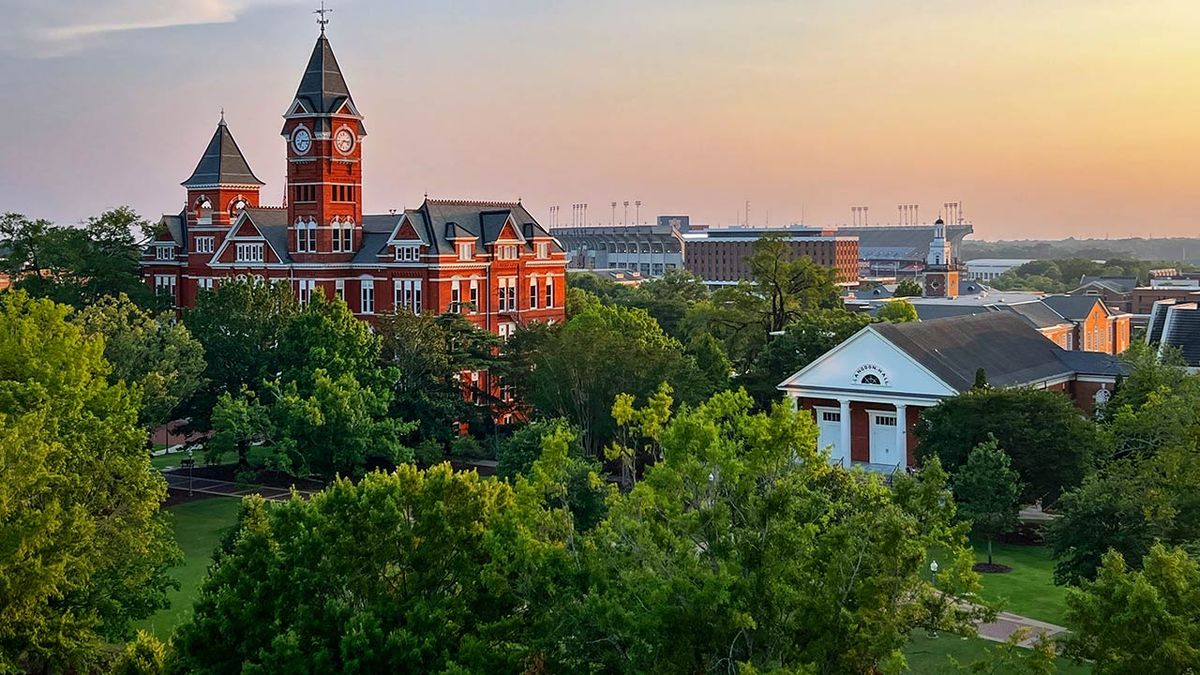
[
  {"x1": 140, "y1": 29, "x2": 568, "y2": 342},
  {"x1": 681, "y1": 226, "x2": 860, "y2": 286}
]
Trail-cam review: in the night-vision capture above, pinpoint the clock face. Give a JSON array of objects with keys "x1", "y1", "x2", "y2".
[
  {"x1": 335, "y1": 128, "x2": 355, "y2": 154},
  {"x1": 292, "y1": 127, "x2": 311, "y2": 154}
]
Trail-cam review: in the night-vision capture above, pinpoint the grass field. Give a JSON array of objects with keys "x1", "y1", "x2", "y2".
[
  {"x1": 138, "y1": 497, "x2": 243, "y2": 638},
  {"x1": 903, "y1": 633, "x2": 1089, "y2": 674},
  {"x1": 971, "y1": 539, "x2": 1071, "y2": 625}
]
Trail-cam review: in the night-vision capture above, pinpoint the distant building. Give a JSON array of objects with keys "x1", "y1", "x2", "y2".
[
  {"x1": 550, "y1": 223, "x2": 685, "y2": 278},
  {"x1": 1132, "y1": 281, "x2": 1200, "y2": 315},
  {"x1": 570, "y1": 267, "x2": 646, "y2": 286},
  {"x1": 964, "y1": 259, "x2": 1035, "y2": 281},
  {"x1": 1070, "y1": 276, "x2": 1138, "y2": 313},
  {"x1": 840, "y1": 222, "x2": 974, "y2": 277},
  {"x1": 681, "y1": 226, "x2": 859, "y2": 286},
  {"x1": 778, "y1": 313, "x2": 1127, "y2": 472}
]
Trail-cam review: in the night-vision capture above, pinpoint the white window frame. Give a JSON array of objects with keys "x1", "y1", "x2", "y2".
[
  {"x1": 235, "y1": 242, "x2": 264, "y2": 263},
  {"x1": 394, "y1": 245, "x2": 419, "y2": 262},
  {"x1": 545, "y1": 276, "x2": 554, "y2": 308},
  {"x1": 335, "y1": 279, "x2": 345, "y2": 301},
  {"x1": 154, "y1": 275, "x2": 176, "y2": 301},
  {"x1": 537, "y1": 242, "x2": 549, "y2": 259},
  {"x1": 297, "y1": 279, "x2": 316, "y2": 306},
  {"x1": 469, "y1": 279, "x2": 479, "y2": 313},
  {"x1": 529, "y1": 275, "x2": 538, "y2": 309},
  {"x1": 155, "y1": 245, "x2": 174, "y2": 260},
  {"x1": 195, "y1": 236, "x2": 215, "y2": 254},
  {"x1": 451, "y1": 279, "x2": 462, "y2": 313},
  {"x1": 197, "y1": 277, "x2": 215, "y2": 292},
  {"x1": 458, "y1": 242, "x2": 473, "y2": 261},
  {"x1": 360, "y1": 278, "x2": 375, "y2": 314}
]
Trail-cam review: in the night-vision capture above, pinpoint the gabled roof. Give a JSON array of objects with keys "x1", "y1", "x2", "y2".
[
  {"x1": 912, "y1": 304, "x2": 990, "y2": 322},
  {"x1": 413, "y1": 199, "x2": 563, "y2": 256},
  {"x1": 1041, "y1": 295, "x2": 1107, "y2": 321},
  {"x1": 1077, "y1": 276, "x2": 1137, "y2": 294},
  {"x1": 996, "y1": 301, "x2": 1074, "y2": 330},
  {"x1": 182, "y1": 118, "x2": 264, "y2": 188},
  {"x1": 285, "y1": 34, "x2": 365, "y2": 134},
  {"x1": 211, "y1": 207, "x2": 290, "y2": 264},
  {"x1": 873, "y1": 313, "x2": 1076, "y2": 391}
]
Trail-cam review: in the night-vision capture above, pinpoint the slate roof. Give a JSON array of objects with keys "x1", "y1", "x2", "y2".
[
  {"x1": 1077, "y1": 276, "x2": 1137, "y2": 294},
  {"x1": 182, "y1": 119, "x2": 264, "y2": 188},
  {"x1": 408, "y1": 199, "x2": 563, "y2": 256},
  {"x1": 1056, "y1": 350, "x2": 1130, "y2": 377},
  {"x1": 912, "y1": 304, "x2": 991, "y2": 322},
  {"x1": 997, "y1": 301, "x2": 1073, "y2": 330},
  {"x1": 286, "y1": 34, "x2": 365, "y2": 135},
  {"x1": 874, "y1": 313, "x2": 1080, "y2": 391},
  {"x1": 240, "y1": 208, "x2": 291, "y2": 261},
  {"x1": 1041, "y1": 294, "x2": 1105, "y2": 320}
]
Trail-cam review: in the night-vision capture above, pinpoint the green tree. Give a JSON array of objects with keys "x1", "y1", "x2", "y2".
[
  {"x1": 0, "y1": 292, "x2": 178, "y2": 672},
  {"x1": 683, "y1": 331, "x2": 732, "y2": 399},
  {"x1": 74, "y1": 293, "x2": 206, "y2": 431},
  {"x1": 627, "y1": 268, "x2": 710, "y2": 339},
  {"x1": 1063, "y1": 544, "x2": 1200, "y2": 673},
  {"x1": 207, "y1": 388, "x2": 272, "y2": 469},
  {"x1": 877, "y1": 298, "x2": 919, "y2": 323},
  {"x1": 0, "y1": 208, "x2": 158, "y2": 309},
  {"x1": 376, "y1": 310, "x2": 503, "y2": 442},
  {"x1": 953, "y1": 437, "x2": 1023, "y2": 566},
  {"x1": 738, "y1": 308, "x2": 870, "y2": 406},
  {"x1": 915, "y1": 387, "x2": 1099, "y2": 504},
  {"x1": 276, "y1": 291, "x2": 382, "y2": 391},
  {"x1": 509, "y1": 303, "x2": 705, "y2": 455},
  {"x1": 894, "y1": 278, "x2": 924, "y2": 297},
  {"x1": 182, "y1": 278, "x2": 298, "y2": 425},
  {"x1": 172, "y1": 466, "x2": 551, "y2": 673},
  {"x1": 546, "y1": 391, "x2": 984, "y2": 673},
  {"x1": 685, "y1": 235, "x2": 843, "y2": 370},
  {"x1": 496, "y1": 418, "x2": 580, "y2": 481},
  {"x1": 1047, "y1": 442, "x2": 1200, "y2": 585}
]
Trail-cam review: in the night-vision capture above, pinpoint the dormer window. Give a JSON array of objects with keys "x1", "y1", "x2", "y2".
[
  {"x1": 496, "y1": 244, "x2": 518, "y2": 260},
  {"x1": 394, "y1": 245, "x2": 419, "y2": 262},
  {"x1": 235, "y1": 243, "x2": 264, "y2": 263},
  {"x1": 537, "y1": 242, "x2": 549, "y2": 259},
  {"x1": 458, "y1": 243, "x2": 473, "y2": 261},
  {"x1": 155, "y1": 245, "x2": 174, "y2": 261}
]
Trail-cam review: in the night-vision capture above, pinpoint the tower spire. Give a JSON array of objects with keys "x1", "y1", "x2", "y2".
[{"x1": 314, "y1": 1, "x2": 332, "y2": 34}]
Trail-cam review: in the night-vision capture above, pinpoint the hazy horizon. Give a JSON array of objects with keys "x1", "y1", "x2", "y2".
[{"x1": 2, "y1": 0, "x2": 1199, "y2": 239}]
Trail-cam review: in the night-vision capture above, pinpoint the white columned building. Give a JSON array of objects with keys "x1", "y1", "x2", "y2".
[{"x1": 778, "y1": 313, "x2": 1127, "y2": 475}]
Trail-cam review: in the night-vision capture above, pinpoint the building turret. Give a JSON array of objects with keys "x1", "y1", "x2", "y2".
[{"x1": 181, "y1": 115, "x2": 264, "y2": 229}]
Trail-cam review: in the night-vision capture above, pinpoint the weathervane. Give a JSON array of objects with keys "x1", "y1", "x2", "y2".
[{"x1": 314, "y1": 1, "x2": 333, "y2": 33}]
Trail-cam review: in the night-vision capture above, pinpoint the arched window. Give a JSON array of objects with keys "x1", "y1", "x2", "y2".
[
  {"x1": 196, "y1": 197, "x2": 213, "y2": 225},
  {"x1": 860, "y1": 374, "x2": 882, "y2": 385}
]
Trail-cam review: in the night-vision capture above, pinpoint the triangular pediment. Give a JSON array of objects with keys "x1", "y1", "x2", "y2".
[
  {"x1": 287, "y1": 100, "x2": 309, "y2": 116},
  {"x1": 388, "y1": 214, "x2": 428, "y2": 245},
  {"x1": 495, "y1": 216, "x2": 525, "y2": 243},
  {"x1": 779, "y1": 326, "x2": 958, "y2": 397}
]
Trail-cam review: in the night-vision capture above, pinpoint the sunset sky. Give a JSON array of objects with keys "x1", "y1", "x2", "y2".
[{"x1": 2, "y1": 0, "x2": 1199, "y2": 239}]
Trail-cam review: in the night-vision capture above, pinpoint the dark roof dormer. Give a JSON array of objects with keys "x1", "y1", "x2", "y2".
[{"x1": 182, "y1": 117, "x2": 264, "y2": 188}]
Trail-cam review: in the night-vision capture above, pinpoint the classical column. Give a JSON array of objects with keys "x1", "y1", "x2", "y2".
[
  {"x1": 838, "y1": 398, "x2": 852, "y2": 467},
  {"x1": 895, "y1": 403, "x2": 908, "y2": 470}
]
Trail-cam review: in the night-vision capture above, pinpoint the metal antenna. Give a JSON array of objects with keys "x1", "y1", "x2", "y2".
[{"x1": 314, "y1": 1, "x2": 333, "y2": 33}]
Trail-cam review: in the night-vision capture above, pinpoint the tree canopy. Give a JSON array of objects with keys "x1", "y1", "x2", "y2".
[
  {"x1": 174, "y1": 389, "x2": 985, "y2": 673},
  {"x1": 876, "y1": 299, "x2": 919, "y2": 323},
  {"x1": 953, "y1": 437, "x2": 1023, "y2": 566},
  {"x1": 0, "y1": 292, "x2": 178, "y2": 672},
  {"x1": 0, "y1": 208, "x2": 157, "y2": 310},
  {"x1": 915, "y1": 387, "x2": 1098, "y2": 505},
  {"x1": 74, "y1": 294, "x2": 206, "y2": 431}
]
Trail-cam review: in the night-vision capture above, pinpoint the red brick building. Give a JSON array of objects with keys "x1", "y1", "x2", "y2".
[
  {"x1": 778, "y1": 313, "x2": 1126, "y2": 474},
  {"x1": 680, "y1": 226, "x2": 859, "y2": 286},
  {"x1": 141, "y1": 30, "x2": 567, "y2": 340}
]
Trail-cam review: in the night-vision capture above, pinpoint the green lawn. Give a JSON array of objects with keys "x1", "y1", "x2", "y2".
[
  {"x1": 138, "y1": 497, "x2": 244, "y2": 638},
  {"x1": 971, "y1": 540, "x2": 1071, "y2": 626},
  {"x1": 904, "y1": 633, "x2": 1089, "y2": 674},
  {"x1": 150, "y1": 451, "x2": 193, "y2": 470}
]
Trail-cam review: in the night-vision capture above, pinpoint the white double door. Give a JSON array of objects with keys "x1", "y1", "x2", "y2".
[{"x1": 868, "y1": 411, "x2": 902, "y2": 468}]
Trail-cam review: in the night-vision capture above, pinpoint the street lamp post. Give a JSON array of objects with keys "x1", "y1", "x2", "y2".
[{"x1": 930, "y1": 559, "x2": 939, "y2": 585}]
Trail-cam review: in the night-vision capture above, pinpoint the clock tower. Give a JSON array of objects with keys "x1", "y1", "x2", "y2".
[
  {"x1": 282, "y1": 26, "x2": 366, "y2": 261},
  {"x1": 923, "y1": 218, "x2": 959, "y2": 298}
]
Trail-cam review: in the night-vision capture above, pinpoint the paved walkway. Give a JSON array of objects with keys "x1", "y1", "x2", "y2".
[{"x1": 975, "y1": 610, "x2": 1067, "y2": 647}]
